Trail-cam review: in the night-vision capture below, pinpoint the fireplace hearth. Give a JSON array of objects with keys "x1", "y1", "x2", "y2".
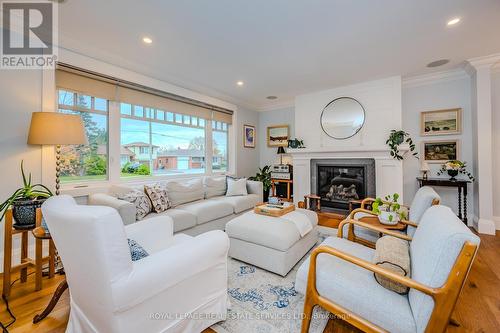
[{"x1": 311, "y1": 159, "x2": 375, "y2": 213}]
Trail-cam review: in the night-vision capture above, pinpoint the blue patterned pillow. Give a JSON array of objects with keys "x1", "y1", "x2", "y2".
[{"x1": 128, "y1": 239, "x2": 149, "y2": 261}]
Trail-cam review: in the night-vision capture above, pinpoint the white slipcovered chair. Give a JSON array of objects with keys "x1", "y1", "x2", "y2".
[
  {"x1": 296, "y1": 205, "x2": 479, "y2": 333},
  {"x1": 42, "y1": 195, "x2": 229, "y2": 333},
  {"x1": 338, "y1": 186, "x2": 441, "y2": 246}
]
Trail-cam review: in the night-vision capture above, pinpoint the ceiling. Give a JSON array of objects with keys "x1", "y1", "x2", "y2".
[{"x1": 57, "y1": 0, "x2": 500, "y2": 110}]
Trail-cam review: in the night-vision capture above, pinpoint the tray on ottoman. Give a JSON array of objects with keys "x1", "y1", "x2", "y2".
[{"x1": 254, "y1": 203, "x2": 295, "y2": 217}]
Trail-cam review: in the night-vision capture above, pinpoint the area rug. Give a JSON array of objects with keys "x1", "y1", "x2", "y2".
[{"x1": 212, "y1": 235, "x2": 330, "y2": 333}]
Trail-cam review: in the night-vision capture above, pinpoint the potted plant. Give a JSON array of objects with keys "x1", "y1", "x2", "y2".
[
  {"x1": 371, "y1": 193, "x2": 407, "y2": 225},
  {"x1": 437, "y1": 160, "x2": 475, "y2": 181},
  {"x1": 0, "y1": 161, "x2": 53, "y2": 229},
  {"x1": 249, "y1": 165, "x2": 272, "y2": 202},
  {"x1": 386, "y1": 130, "x2": 418, "y2": 160}
]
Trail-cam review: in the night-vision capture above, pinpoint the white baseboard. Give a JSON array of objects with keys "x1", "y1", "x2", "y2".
[{"x1": 473, "y1": 216, "x2": 497, "y2": 235}]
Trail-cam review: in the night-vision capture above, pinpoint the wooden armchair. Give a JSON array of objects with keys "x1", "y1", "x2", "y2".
[{"x1": 296, "y1": 205, "x2": 479, "y2": 333}]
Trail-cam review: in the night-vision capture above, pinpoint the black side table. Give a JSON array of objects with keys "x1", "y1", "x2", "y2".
[{"x1": 416, "y1": 177, "x2": 470, "y2": 225}]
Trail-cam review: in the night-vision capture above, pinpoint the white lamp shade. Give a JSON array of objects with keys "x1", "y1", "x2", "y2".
[
  {"x1": 420, "y1": 161, "x2": 430, "y2": 172},
  {"x1": 27, "y1": 112, "x2": 87, "y2": 145}
]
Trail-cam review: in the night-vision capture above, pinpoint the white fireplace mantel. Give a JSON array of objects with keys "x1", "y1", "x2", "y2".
[{"x1": 290, "y1": 146, "x2": 407, "y2": 205}]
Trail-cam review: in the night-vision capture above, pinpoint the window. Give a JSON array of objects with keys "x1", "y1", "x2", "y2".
[
  {"x1": 120, "y1": 103, "x2": 207, "y2": 177},
  {"x1": 212, "y1": 121, "x2": 229, "y2": 172},
  {"x1": 57, "y1": 89, "x2": 108, "y2": 183}
]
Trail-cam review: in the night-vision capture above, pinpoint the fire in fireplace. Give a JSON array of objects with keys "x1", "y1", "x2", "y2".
[{"x1": 311, "y1": 159, "x2": 376, "y2": 213}]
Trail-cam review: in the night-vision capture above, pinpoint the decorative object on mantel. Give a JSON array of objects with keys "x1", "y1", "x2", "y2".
[
  {"x1": 420, "y1": 161, "x2": 430, "y2": 180},
  {"x1": 422, "y1": 140, "x2": 460, "y2": 163},
  {"x1": 320, "y1": 97, "x2": 365, "y2": 140},
  {"x1": 421, "y1": 108, "x2": 462, "y2": 136},
  {"x1": 386, "y1": 130, "x2": 418, "y2": 160},
  {"x1": 249, "y1": 165, "x2": 272, "y2": 202},
  {"x1": 0, "y1": 161, "x2": 53, "y2": 229},
  {"x1": 243, "y1": 124, "x2": 255, "y2": 148},
  {"x1": 371, "y1": 193, "x2": 407, "y2": 225},
  {"x1": 27, "y1": 112, "x2": 87, "y2": 195},
  {"x1": 437, "y1": 160, "x2": 475, "y2": 181},
  {"x1": 267, "y1": 124, "x2": 289, "y2": 147},
  {"x1": 288, "y1": 138, "x2": 305, "y2": 148}
]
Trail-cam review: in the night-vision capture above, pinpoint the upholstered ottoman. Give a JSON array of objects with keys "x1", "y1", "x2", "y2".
[{"x1": 225, "y1": 208, "x2": 319, "y2": 276}]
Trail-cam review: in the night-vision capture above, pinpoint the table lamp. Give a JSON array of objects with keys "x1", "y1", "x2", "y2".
[
  {"x1": 421, "y1": 161, "x2": 430, "y2": 180},
  {"x1": 277, "y1": 146, "x2": 286, "y2": 165},
  {"x1": 28, "y1": 112, "x2": 87, "y2": 195}
]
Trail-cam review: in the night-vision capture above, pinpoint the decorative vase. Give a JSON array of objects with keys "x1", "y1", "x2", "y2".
[
  {"x1": 11, "y1": 198, "x2": 46, "y2": 230},
  {"x1": 447, "y1": 169, "x2": 459, "y2": 181},
  {"x1": 378, "y1": 211, "x2": 400, "y2": 226}
]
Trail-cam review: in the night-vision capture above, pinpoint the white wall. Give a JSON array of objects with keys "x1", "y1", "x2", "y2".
[
  {"x1": 402, "y1": 73, "x2": 475, "y2": 222},
  {"x1": 258, "y1": 107, "x2": 295, "y2": 167},
  {"x1": 492, "y1": 69, "x2": 500, "y2": 222},
  {"x1": 234, "y1": 107, "x2": 260, "y2": 177},
  {"x1": 295, "y1": 76, "x2": 402, "y2": 150}
]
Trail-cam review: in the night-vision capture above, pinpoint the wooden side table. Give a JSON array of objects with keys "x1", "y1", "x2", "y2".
[
  {"x1": 2, "y1": 208, "x2": 55, "y2": 297},
  {"x1": 347, "y1": 215, "x2": 407, "y2": 248},
  {"x1": 271, "y1": 179, "x2": 293, "y2": 202}
]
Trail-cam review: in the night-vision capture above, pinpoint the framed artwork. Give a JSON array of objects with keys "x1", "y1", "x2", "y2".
[
  {"x1": 243, "y1": 124, "x2": 255, "y2": 148},
  {"x1": 267, "y1": 125, "x2": 289, "y2": 147},
  {"x1": 422, "y1": 140, "x2": 460, "y2": 163},
  {"x1": 420, "y1": 108, "x2": 462, "y2": 136}
]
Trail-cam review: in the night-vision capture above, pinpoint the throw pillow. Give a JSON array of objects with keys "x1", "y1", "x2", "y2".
[
  {"x1": 204, "y1": 176, "x2": 227, "y2": 198},
  {"x1": 372, "y1": 235, "x2": 411, "y2": 294},
  {"x1": 226, "y1": 177, "x2": 248, "y2": 196},
  {"x1": 164, "y1": 178, "x2": 204, "y2": 207},
  {"x1": 128, "y1": 239, "x2": 149, "y2": 261},
  {"x1": 119, "y1": 190, "x2": 152, "y2": 221},
  {"x1": 144, "y1": 183, "x2": 171, "y2": 213}
]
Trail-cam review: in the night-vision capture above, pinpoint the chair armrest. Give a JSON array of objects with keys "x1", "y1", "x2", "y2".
[
  {"x1": 247, "y1": 180, "x2": 263, "y2": 200},
  {"x1": 308, "y1": 245, "x2": 436, "y2": 297},
  {"x1": 88, "y1": 193, "x2": 136, "y2": 225},
  {"x1": 112, "y1": 230, "x2": 229, "y2": 312},
  {"x1": 337, "y1": 217, "x2": 412, "y2": 241},
  {"x1": 124, "y1": 215, "x2": 174, "y2": 254},
  {"x1": 399, "y1": 219, "x2": 418, "y2": 228}
]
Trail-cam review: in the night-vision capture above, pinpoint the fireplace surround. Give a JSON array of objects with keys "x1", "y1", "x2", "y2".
[{"x1": 310, "y1": 158, "x2": 376, "y2": 212}]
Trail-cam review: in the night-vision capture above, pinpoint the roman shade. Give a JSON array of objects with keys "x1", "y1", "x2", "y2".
[{"x1": 55, "y1": 66, "x2": 233, "y2": 124}]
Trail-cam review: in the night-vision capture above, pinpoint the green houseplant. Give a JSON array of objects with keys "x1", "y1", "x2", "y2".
[
  {"x1": 437, "y1": 160, "x2": 475, "y2": 181},
  {"x1": 386, "y1": 130, "x2": 418, "y2": 160},
  {"x1": 249, "y1": 165, "x2": 272, "y2": 202},
  {"x1": 371, "y1": 193, "x2": 407, "y2": 225},
  {"x1": 0, "y1": 161, "x2": 53, "y2": 229}
]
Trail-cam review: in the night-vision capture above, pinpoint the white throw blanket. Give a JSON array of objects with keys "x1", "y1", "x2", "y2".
[{"x1": 281, "y1": 210, "x2": 313, "y2": 237}]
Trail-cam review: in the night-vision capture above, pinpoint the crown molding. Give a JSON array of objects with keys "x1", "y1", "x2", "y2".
[
  {"x1": 402, "y1": 68, "x2": 468, "y2": 88},
  {"x1": 466, "y1": 53, "x2": 500, "y2": 70},
  {"x1": 256, "y1": 100, "x2": 295, "y2": 112}
]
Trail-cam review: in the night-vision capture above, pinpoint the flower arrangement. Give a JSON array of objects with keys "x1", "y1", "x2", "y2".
[
  {"x1": 437, "y1": 160, "x2": 475, "y2": 181},
  {"x1": 371, "y1": 193, "x2": 408, "y2": 225}
]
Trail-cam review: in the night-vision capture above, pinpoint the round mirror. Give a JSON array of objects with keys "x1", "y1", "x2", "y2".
[{"x1": 320, "y1": 97, "x2": 365, "y2": 139}]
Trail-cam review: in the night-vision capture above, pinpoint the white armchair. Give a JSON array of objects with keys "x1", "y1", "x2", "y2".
[{"x1": 42, "y1": 195, "x2": 229, "y2": 333}]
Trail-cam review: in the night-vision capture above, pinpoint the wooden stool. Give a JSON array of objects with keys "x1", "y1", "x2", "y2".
[
  {"x1": 303, "y1": 194, "x2": 321, "y2": 211},
  {"x1": 2, "y1": 208, "x2": 56, "y2": 297}
]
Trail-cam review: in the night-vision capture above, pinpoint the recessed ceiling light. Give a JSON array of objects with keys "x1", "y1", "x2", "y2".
[
  {"x1": 236, "y1": 81, "x2": 244, "y2": 86},
  {"x1": 447, "y1": 18, "x2": 461, "y2": 26},
  {"x1": 427, "y1": 59, "x2": 450, "y2": 68},
  {"x1": 266, "y1": 96, "x2": 278, "y2": 100},
  {"x1": 142, "y1": 37, "x2": 153, "y2": 44}
]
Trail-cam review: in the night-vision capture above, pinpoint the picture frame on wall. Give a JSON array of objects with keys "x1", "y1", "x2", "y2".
[
  {"x1": 422, "y1": 140, "x2": 460, "y2": 163},
  {"x1": 420, "y1": 108, "x2": 462, "y2": 136},
  {"x1": 267, "y1": 125, "x2": 289, "y2": 147},
  {"x1": 243, "y1": 124, "x2": 256, "y2": 148}
]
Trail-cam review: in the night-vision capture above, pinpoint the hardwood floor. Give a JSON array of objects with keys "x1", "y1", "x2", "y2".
[{"x1": 1, "y1": 232, "x2": 499, "y2": 333}]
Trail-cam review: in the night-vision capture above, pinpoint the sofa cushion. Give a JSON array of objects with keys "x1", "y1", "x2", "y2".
[
  {"x1": 226, "y1": 177, "x2": 248, "y2": 196},
  {"x1": 295, "y1": 236, "x2": 416, "y2": 333},
  {"x1": 210, "y1": 194, "x2": 260, "y2": 213},
  {"x1": 146, "y1": 209, "x2": 197, "y2": 233},
  {"x1": 176, "y1": 200, "x2": 233, "y2": 225},
  {"x1": 204, "y1": 176, "x2": 227, "y2": 198},
  {"x1": 164, "y1": 178, "x2": 204, "y2": 207}
]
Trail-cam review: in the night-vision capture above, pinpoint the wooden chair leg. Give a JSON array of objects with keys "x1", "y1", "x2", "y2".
[
  {"x1": 301, "y1": 297, "x2": 315, "y2": 333},
  {"x1": 20, "y1": 231, "x2": 28, "y2": 283},
  {"x1": 3, "y1": 210, "x2": 13, "y2": 297},
  {"x1": 48, "y1": 240, "x2": 56, "y2": 278},
  {"x1": 35, "y1": 237, "x2": 43, "y2": 291}
]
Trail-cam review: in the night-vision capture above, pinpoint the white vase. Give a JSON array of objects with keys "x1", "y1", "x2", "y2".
[{"x1": 378, "y1": 211, "x2": 400, "y2": 225}]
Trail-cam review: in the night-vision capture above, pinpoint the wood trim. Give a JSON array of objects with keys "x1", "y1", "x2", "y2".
[
  {"x1": 337, "y1": 217, "x2": 412, "y2": 241},
  {"x1": 301, "y1": 241, "x2": 479, "y2": 333}
]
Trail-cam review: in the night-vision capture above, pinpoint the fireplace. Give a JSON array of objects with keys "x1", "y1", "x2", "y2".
[{"x1": 310, "y1": 159, "x2": 376, "y2": 213}]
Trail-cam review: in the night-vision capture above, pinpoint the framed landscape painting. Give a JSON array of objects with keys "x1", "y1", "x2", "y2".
[
  {"x1": 421, "y1": 108, "x2": 462, "y2": 136},
  {"x1": 422, "y1": 140, "x2": 460, "y2": 163},
  {"x1": 243, "y1": 124, "x2": 255, "y2": 148},
  {"x1": 267, "y1": 125, "x2": 289, "y2": 147}
]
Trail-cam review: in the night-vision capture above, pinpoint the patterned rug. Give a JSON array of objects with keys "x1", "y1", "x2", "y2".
[{"x1": 212, "y1": 235, "x2": 330, "y2": 333}]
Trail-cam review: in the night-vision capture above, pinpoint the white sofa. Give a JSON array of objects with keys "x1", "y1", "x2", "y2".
[
  {"x1": 88, "y1": 176, "x2": 263, "y2": 236},
  {"x1": 42, "y1": 195, "x2": 230, "y2": 333}
]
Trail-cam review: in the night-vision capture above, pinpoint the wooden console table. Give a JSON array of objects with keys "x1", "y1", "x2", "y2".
[{"x1": 417, "y1": 177, "x2": 470, "y2": 225}]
